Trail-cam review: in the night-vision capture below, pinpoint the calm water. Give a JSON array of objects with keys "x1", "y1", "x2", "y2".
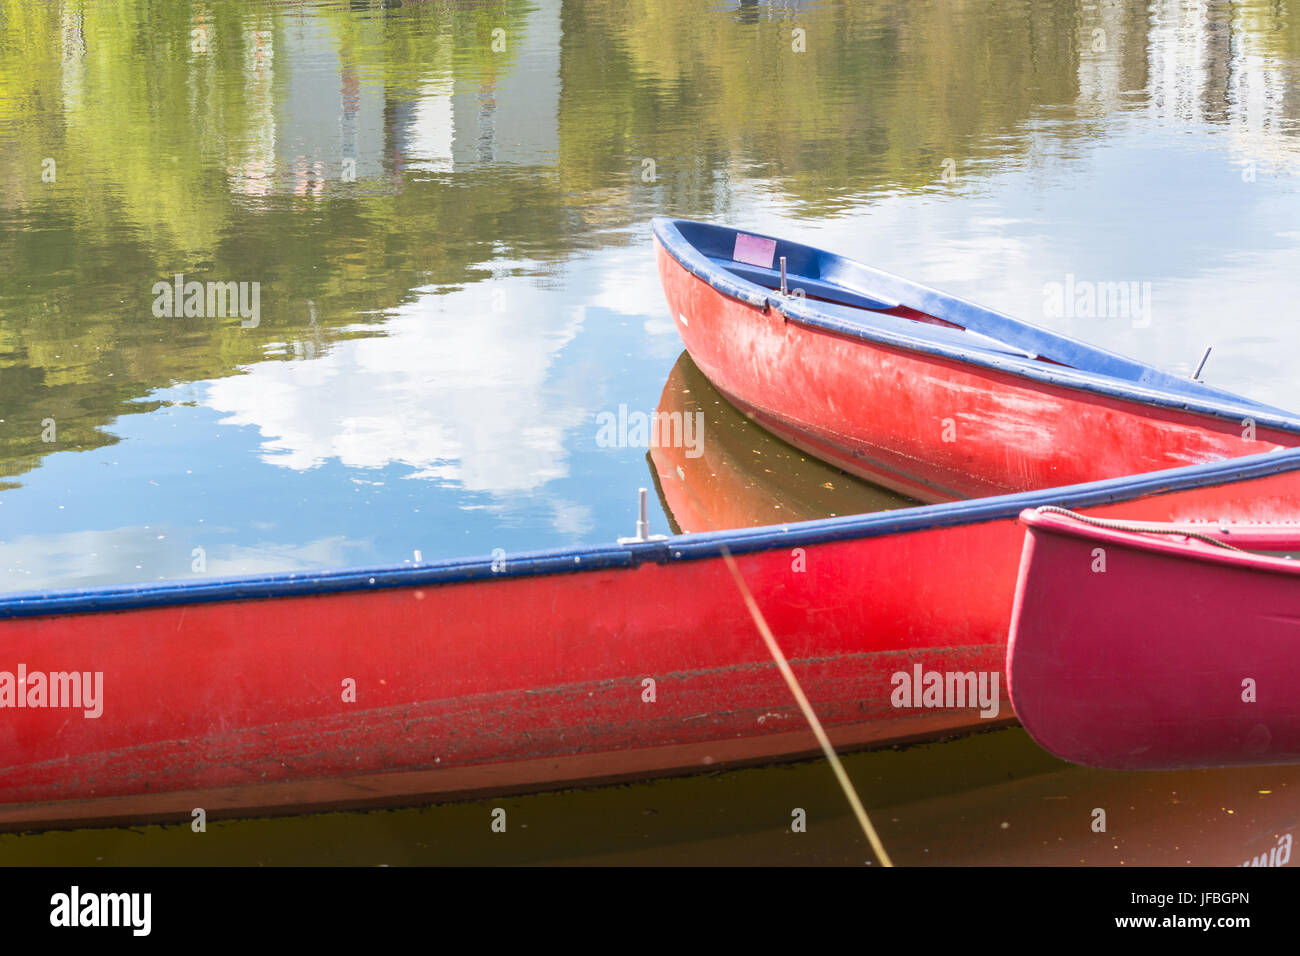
[
  {"x1": 2, "y1": 0, "x2": 1300, "y2": 863},
  {"x1": 3, "y1": 727, "x2": 1297, "y2": 866}
]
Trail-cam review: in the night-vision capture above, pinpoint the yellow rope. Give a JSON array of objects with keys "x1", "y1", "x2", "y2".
[{"x1": 719, "y1": 545, "x2": 894, "y2": 867}]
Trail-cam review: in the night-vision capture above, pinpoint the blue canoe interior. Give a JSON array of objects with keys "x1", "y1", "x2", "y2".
[{"x1": 653, "y1": 217, "x2": 1294, "y2": 420}]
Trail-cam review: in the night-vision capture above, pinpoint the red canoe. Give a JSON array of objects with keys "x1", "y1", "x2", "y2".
[
  {"x1": 5, "y1": 448, "x2": 1300, "y2": 831},
  {"x1": 1007, "y1": 508, "x2": 1300, "y2": 770},
  {"x1": 653, "y1": 217, "x2": 1300, "y2": 502},
  {"x1": 648, "y1": 350, "x2": 913, "y2": 533}
]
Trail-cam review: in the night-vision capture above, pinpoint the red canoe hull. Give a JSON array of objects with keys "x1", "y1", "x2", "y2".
[
  {"x1": 1008, "y1": 510, "x2": 1300, "y2": 770},
  {"x1": 654, "y1": 241, "x2": 1297, "y2": 502},
  {"x1": 5, "y1": 453, "x2": 1300, "y2": 830},
  {"x1": 648, "y1": 350, "x2": 913, "y2": 533}
]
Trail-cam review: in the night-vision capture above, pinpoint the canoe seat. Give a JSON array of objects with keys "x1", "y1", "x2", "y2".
[
  {"x1": 710, "y1": 255, "x2": 1037, "y2": 361},
  {"x1": 711, "y1": 258, "x2": 898, "y2": 312},
  {"x1": 813, "y1": 299, "x2": 1040, "y2": 361}
]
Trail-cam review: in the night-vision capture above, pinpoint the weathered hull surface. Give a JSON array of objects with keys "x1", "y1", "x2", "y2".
[
  {"x1": 1008, "y1": 509, "x2": 1300, "y2": 771},
  {"x1": 648, "y1": 350, "x2": 914, "y2": 534},
  {"x1": 653, "y1": 221, "x2": 1300, "y2": 502},
  {"x1": 4, "y1": 450, "x2": 1300, "y2": 831}
]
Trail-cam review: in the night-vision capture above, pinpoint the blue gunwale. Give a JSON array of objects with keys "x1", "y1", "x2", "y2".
[
  {"x1": 4, "y1": 446, "x2": 1300, "y2": 619},
  {"x1": 651, "y1": 217, "x2": 1300, "y2": 430}
]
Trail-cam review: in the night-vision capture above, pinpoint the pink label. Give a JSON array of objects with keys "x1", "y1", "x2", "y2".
[{"x1": 733, "y1": 233, "x2": 777, "y2": 269}]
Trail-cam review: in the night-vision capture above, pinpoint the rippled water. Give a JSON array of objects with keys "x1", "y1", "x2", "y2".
[
  {"x1": 4, "y1": 0, "x2": 1300, "y2": 590},
  {"x1": 3, "y1": 0, "x2": 1300, "y2": 863}
]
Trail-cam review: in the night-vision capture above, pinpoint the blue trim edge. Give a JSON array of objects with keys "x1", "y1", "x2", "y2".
[
  {"x1": 650, "y1": 217, "x2": 1300, "y2": 431},
  {"x1": 4, "y1": 447, "x2": 1300, "y2": 619}
]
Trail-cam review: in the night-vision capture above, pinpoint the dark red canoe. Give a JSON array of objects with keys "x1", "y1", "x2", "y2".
[
  {"x1": 1008, "y1": 508, "x2": 1300, "y2": 771},
  {"x1": 6, "y1": 448, "x2": 1300, "y2": 831},
  {"x1": 653, "y1": 217, "x2": 1300, "y2": 502}
]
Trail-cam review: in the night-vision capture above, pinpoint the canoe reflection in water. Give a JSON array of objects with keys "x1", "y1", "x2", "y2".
[
  {"x1": 838, "y1": 730, "x2": 1299, "y2": 868},
  {"x1": 648, "y1": 351, "x2": 915, "y2": 533},
  {"x1": 8, "y1": 353, "x2": 1300, "y2": 836},
  {"x1": 646, "y1": 353, "x2": 1298, "y2": 866},
  {"x1": 653, "y1": 217, "x2": 1300, "y2": 502},
  {"x1": 4, "y1": 724, "x2": 1293, "y2": 867}
]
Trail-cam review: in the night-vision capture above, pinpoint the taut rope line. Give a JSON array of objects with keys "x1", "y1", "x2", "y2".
[{"x1": 718, "y1": 545, "x2": 894, "y2": 867}]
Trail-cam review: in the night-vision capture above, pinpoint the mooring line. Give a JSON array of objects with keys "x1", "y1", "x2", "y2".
[
  {"x1": 718, "y1": 545, "x2": 894, "y2": 867},
  {"x1": 1034, "y1": 505, "x2": 1251, "y2": 552}
]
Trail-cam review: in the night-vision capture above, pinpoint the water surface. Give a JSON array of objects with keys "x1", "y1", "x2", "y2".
[
  {"x1": 5, "y1": 0, "x2": 1300, "y2": 589},
  {"x1": 2, "y1": 0, "x2": 1300, "y2": 864}
]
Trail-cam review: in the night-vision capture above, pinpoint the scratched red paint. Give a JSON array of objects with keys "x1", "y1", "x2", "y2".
[
  {"x1": 3, "y1": 466, "x2": 1300, "y2": 830},
  {"x1": 655, "y1": 241, "x2": 1298, "y2": 503}
]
